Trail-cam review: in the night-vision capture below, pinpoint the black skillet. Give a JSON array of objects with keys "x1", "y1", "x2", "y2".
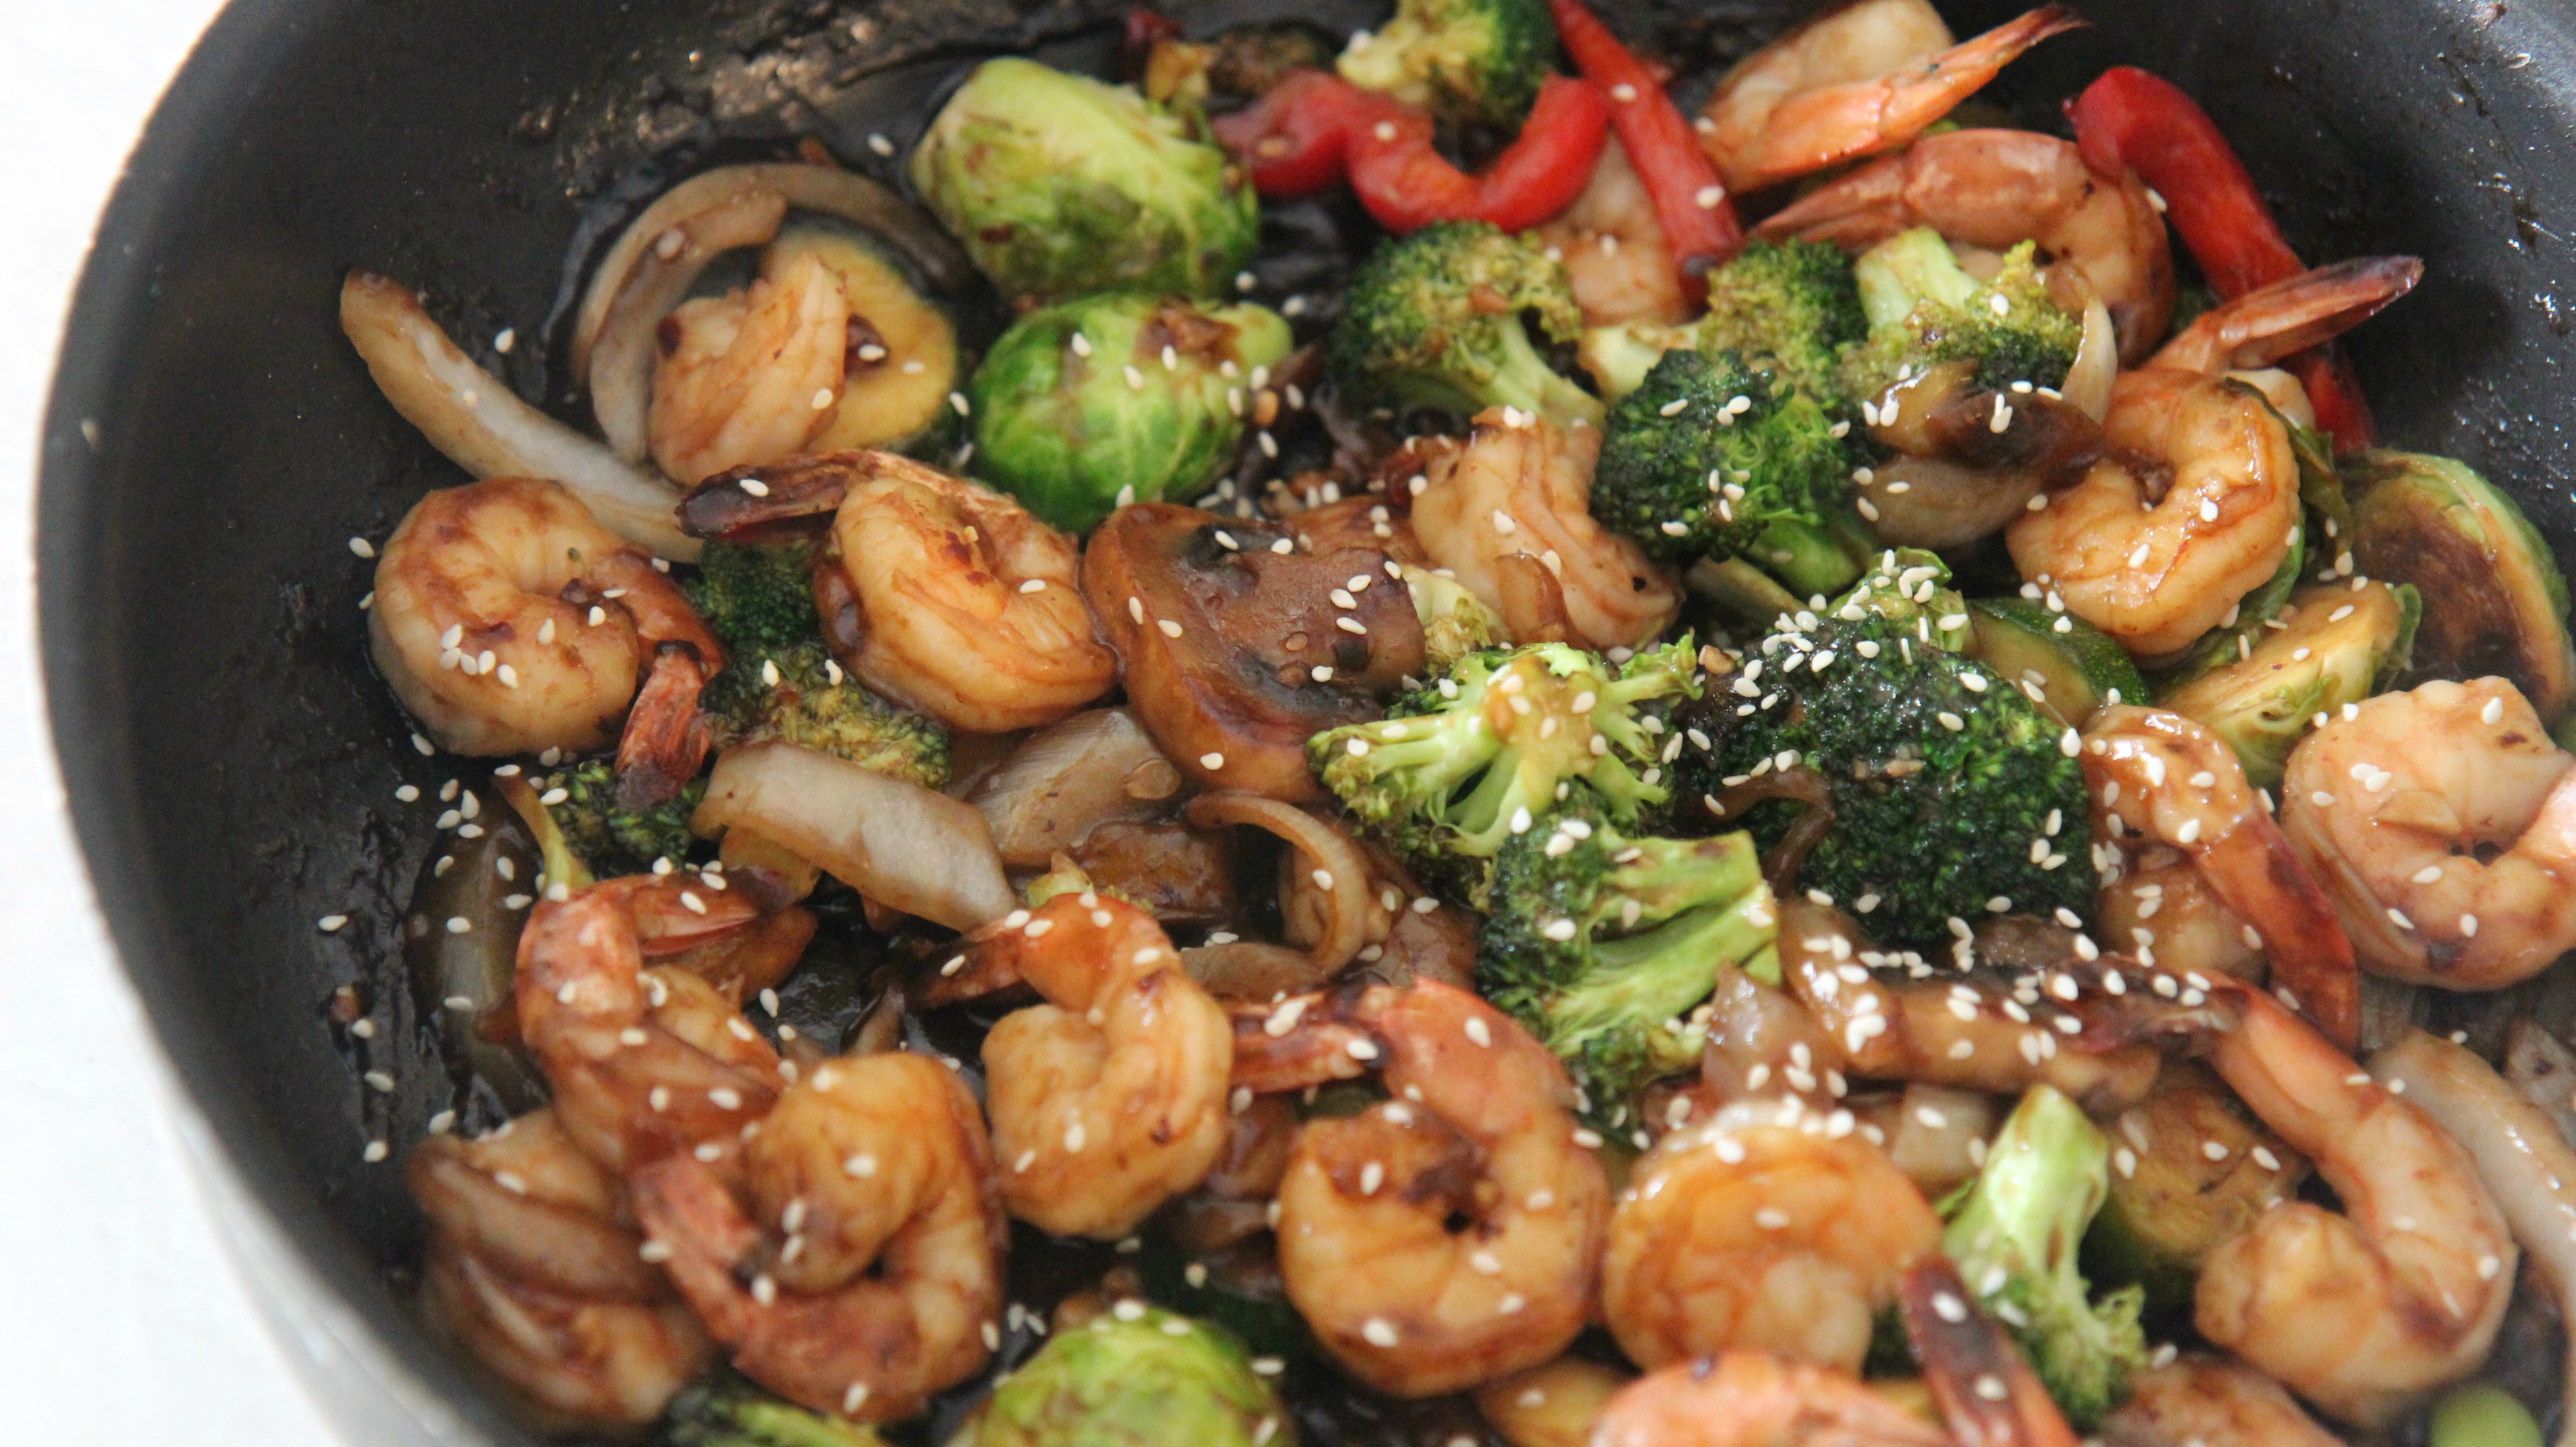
[{"x1": 36, "y1": 0, "x2": 2576, "y2": 1441}]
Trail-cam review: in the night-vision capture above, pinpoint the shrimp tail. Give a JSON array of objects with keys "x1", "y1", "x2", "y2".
[
  {"x1": 1899, "y1": 1257, "x2": 2085, "y2": 1447},
  {"x1": 629, "y1": 1154, "x2": 768, "y2": 1336},
  {"x1": 615, "y1": 642, "x2": 717, "y2": 811},
  {"x1": 2199, "y1": 818, "x2": 2361, "y2": 1052},
  {"x1": 681, "y1": 454, "x2": 855, "y2": 541},
  {"x1": 1228, "y1": 983, "x2": 1386, "y2": 1095},
  {"x1": 2150, "y1": 256, "x2": 2424, "y2": 375}
]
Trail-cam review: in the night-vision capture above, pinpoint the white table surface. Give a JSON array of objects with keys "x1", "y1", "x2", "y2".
[{"x1": 1, "y1": 3, "x2": 342, "y2": 1441}]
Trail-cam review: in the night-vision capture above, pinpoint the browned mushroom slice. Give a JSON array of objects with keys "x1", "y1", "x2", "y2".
[{"x1": 1084, "y1": 504, "x2": 1428, "y2": 804}]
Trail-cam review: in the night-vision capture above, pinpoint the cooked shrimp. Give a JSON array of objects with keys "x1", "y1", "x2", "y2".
[
  {"x1": 2096, "y1": 846, "x2": 2261, "y2": 985},
  {"x1": 1700, "y1": 4, "x2": 2082, "y2": 192},
  {"x1": 514, "y1": 876, "x2": 792, "y2": 1183},
  {"x1": 2102, "y1": 1354, "x2": 2342, "y2": 1447},
  {"x1": 629, "y1": 1052, "x2": 1006, "y2": 1423},
  {"x1": 2279, "y1": 678, "x2": 2576, "y2": 990},
  {"x1": 2005, "y1": 259, "x2": 2421, "y2": 657},
  {"x1": 1601, "y1": 1097, "x2": 1944, "y2": 1374},
  {"x1": 648, "y1": 249, "x2": 850, "y2": 485},
  {"x1": 1591, "y1": 1352, "x2": 1950, "y2": 1447},
  {"x1": 683, "y1": 450, "x2": 1114, "y2": 732},
  {"x1": 1776, "y1": 901, "x2": 2219, "y2": 1114},
  {"x1": 1407, "y1": 409, "x2": 1680, "y2": 652},
  {"x1": 1895, "y1": 1257, "x2": 2085, "y2": 1447},
  {"x1": 1264, "y1": 981, "x2": 1610, "y2": 1396},
  {"x1": 976, "y1": 893, "x2": 1232, "y2": 1238},
  {"x1": 2194, "y1": 985, "x2": 2515, "y2": 1426},
  {"x1": 1533, "y1": 140, "x2": 1691, "y2": 328},
  {"x1": 369, "y1": 477, "x2": 725, "y2": 759},
  {"x1": 409, "y1": 1109, "x2": 713, "y2": 1428},
  {"x1": 2082, "y1": 705, "x2": 2359, "y2": 1046},
  {"x1": 1474, "y1": 1357, "x2": 1632, "y2": 1447},
  {"x1": 1756, "y1": 128, "x2": 2173, "y2": 361}
]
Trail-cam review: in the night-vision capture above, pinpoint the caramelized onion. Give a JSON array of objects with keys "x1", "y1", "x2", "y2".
[
  {"x1": 969, "y1": 709, "x2": 1181, "y2": 867},
  {"x1": 1703, "y1": 764, "x2": 1836, "y2": 895},
  {"x1": 1189, "y1": 790, "x2": 1373, "y2": 979},
  {"x1": 338, "y1": 273, "x2": 695, "y2": 559},
  {"x1": 1083, "y1": 504, "x2": 1424, "y2": 802},
  {"x1": 691, "y1": 741, "x2": 1013, "y2": 930},
  {"x1": 1182, "y1": 941, "x2": 1340, "y2": 1002}
]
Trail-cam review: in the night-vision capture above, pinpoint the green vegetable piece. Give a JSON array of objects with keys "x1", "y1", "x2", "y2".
[
  {"x1": 1330, "y1": 221, "x2": 1602, "y2": 430},
  {"x1": 1401, "y1": 564, "x2": 1508, "y2": 677},
  {"x1": 687, "y1": 540, "x2": 824, "y2": 658},
  {"x1": 1336, "y1": 0, "x2": 1557, "y2": 128},
  {"x1": 663, "y1": 1375, "x2": 886, "y2": 1446},
  {"x1": 2344, "y1": 448, "x2": 2576, "y2": 722},
  {"x1": 2081, "y1": 1062, "x2": 2307, "y2": 1312},
  {"x1": 1944, "y1": 1085, "x2": 2148, "y2": 1430},
  {"x1": 1592, "y1": 348, "x2": 1858, "y2": 598},
  {"x1": 536, "y1": 757, "x2": 705, "y2": 878},
  {"x1": 909, "y1": 58, "x2": 1258, "y2": 302},
  {"x1": 961, "y1": 1305, "x2": 1292, "y2": 1447},
  {"x1": 2150, "y1": 522, "x2": 2305, "y2": 688},
  {"x1": 1581, "y1": 239, "x2": 1866, "y2": 408},
  {"x1": 2158, "y1": 581, "x2": 2419, "y2": 789},
  {"x1": 1683, "y1": 556, "x2": 1803, "y2": 633},
  {"x1": 1967, "y1": 596, "x2": 2148, "y2": 730},
  {"x1": 700, "y1": 642, "x2": 952, "y2": 791},
  {"x1": 1839, "y1": 232, "x2": 2081, "y2": 401},
  {"x1": 2428, "y1": 1384, "x2": 2545, "y2": 1447},
  {"x1": 1672, "y1": 551, "x2": 2096, "y2": 949},
  {"x1": 1479, "y1": 796, "x2": 1780, "y2": 1125},
  {"x1": 1309, "y1": 639, "x2": 1700, "y2": 906},
  {"x1": 969, "y1": 293, "x2": 1291, "y2": 531}
]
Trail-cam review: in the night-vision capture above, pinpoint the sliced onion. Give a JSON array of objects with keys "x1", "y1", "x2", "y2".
[
  {"x1": 589, "y1": 185, "x2": 790, "y2": 462},
  {"x1": 691, "y1": 740, "x2": 1014, "y2": 931},
  {"x1": 2062, "y1": 296, "x2": 2118, "y2": 422},
  {"x1": 968, "y1": 709, "x2": 1182, "y2": 867},
  {"x1": 573, "y1": 164, "x2": 976, "y2": 460},
  {"x1": 1182, "y1": 941, "x2": 1337, "y2": 1001},
  {"x1": 1187, "y1": 791, "x2": 1372, "y2": 977},
  {"x1": 338, "y1": 273, "x2": 696, "y2": 560}
]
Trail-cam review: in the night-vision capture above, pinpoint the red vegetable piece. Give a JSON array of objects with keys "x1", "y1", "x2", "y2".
[
  {"x1": 1213, "y1": 69, "x2": 1363, "y2": 199},
  {"x1": 2069, "y1": 66, "x2": 2378, "y2": 450},
  {"x1": 1347, "y1": 73, "x2": 1612, "y2": 233},
  {"x1": 1544, "y1": 0, "x2": 1744, "y2": 290}
]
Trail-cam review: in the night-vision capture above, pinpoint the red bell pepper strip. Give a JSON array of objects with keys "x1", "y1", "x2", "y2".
[
  {"x1": 2069, "y1": 66, "x2": 2378, "y2": 451},
  {"x1": 1213, "y1": 71, "x2": 1609, "y2": 234},
  {"x1": 1543, "y1": 0, "x2": 1744, "y2": 289}
]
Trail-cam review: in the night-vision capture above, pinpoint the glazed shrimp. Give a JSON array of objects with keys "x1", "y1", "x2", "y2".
[
  {"x1": 369, "y1": 477, "x2": 725, "y2": 762},
  {"x1": 1589, "y1": 1353, "x2": 1950, "y2": 1447},
  {"x1": 1700, "y1": 3, "x2": 2082, "y2": 193},
  {"x1": 408, "y1": 1109, "x2": 713, "y2": 1429},
  {"x1": 974, "y1": 892, "x2": 1232, "y2": 1238},
  {"x1": 1261, "y1": 981, "x2": 1611, "y2": 1396},
  {"x1": 1756, "y1": 128, "x2": 2173, "y2": 361},
  {"x1": 2081, "y1": 706, "x2": 2359, "y2": 1047},
  {"x1": 514, "y1": 876, "x2": 792, "y2": 1183},
  {"x1": 1533, "y1": 140, "x2": 1692, "y2": 328},
  {"x1": 1407, "y1": 410, "x2": 1681, "y2": 652},
  {"x1": 2005, "y1": 260, "x2": 2420, "y2": 657},
  {"x1": 629, "y1": 1052, "x2": 1006, "y2": 1423},
  {"x1": 2279, "y1": 678, "x2": 2576, "y2": 990},
  {"x1": 2101, "y1": 1354, "x2": 2342, "y2": 1447},
  {"x1": 1600, "y1": 1097, "x2": 1944, "y2": 1374},
  {"x1": 2195, "y1": 985, "x2": 2515, "y2": 1426},
  {"x1": 683, "y1": 450, "x2": 1115, "y2": 732},
  {"x1": 649, "y1": 248, "x2": 850, "y2": 485}
]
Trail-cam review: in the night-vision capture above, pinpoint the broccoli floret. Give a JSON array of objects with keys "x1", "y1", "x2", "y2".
[
  {"x1": 1593, "y1": 348, "x2": 1861, "y2": 598},
  {"x1": 1336, "y1": 0, "x2": 1557, "y2": 128},
  {"x1": 1401, "y1": 564, "x2": 1508, "y2": 676},
  {"x1": 1329, "y1": 221, "x2": 1603, "y2": 430},
  {"x1": 1309, "y1": 639, "x2": 1700, "y2": 906},
  {"x1": 662, "y1": 1374, "x2": 884, "y2": 1446},
  {"x1": 700, "y1": 642, "x2": 951, "y2": 790},
  {"x1": 1671, "y1": 551, "x2": 2094, "y2": 950},
  {"x1": 1480, "y1": 799, "x2": 1780, "y2": 1124},
  {"x1": 1943, "y1": 1085, "x2": 2148, "y2": 1430},
  {"x1": 538, "y1": 757, "x2": 703, "y2": 877},
  {"x1": 684, "y1": 540, "x2": 822, "y2": 658},
  {"x1": 1839, "y1": 229, "x2": 2082, "y2": 400},
  {"x1": 1581, "y1": 239, "x2": 1868, "y2": 408}
]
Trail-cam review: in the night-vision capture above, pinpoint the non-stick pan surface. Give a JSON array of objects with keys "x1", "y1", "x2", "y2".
[{"x1": 38, "y1": 0, "x2": 2576, "y2": 1441}]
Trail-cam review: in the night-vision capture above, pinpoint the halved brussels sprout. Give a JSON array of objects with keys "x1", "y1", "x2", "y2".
[
  {"x1": 909, "y1": 58, "x2": 1260, "y2": 303},
  {"x1": 1967, "y1": 596, "x2": 2147, "y2": 730},
  {"x1": 768, "y1": 224, "x2": 958, "y2": 456},
  {"x1": 2345, "y1": 449, "x2": 2576, "y2": 721},
  {"x1": 968, "y1": 293, "x2": 1290, "y2": 532},
  {"x1": 2158, "y1": 580, "x2": 2419, "y2": 789},
  {"x1": 2083, "y1": 1062, "x2": 2309, "y2": 1312},
  {"x1": 957, "y1": 1304, "x2": 1291, "y2": 1447}
]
